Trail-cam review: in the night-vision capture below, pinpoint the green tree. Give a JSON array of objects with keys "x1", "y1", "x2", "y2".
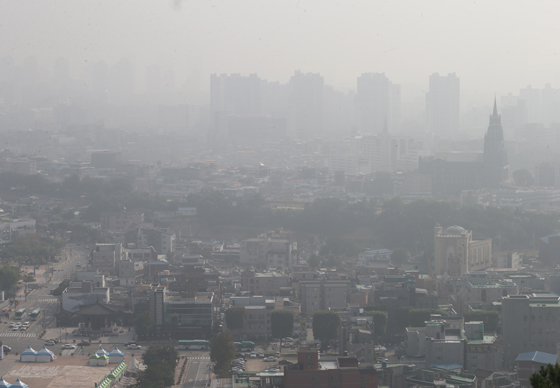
[
  {"x1": 463, "y1": 310, "x2": 499, "y2": 332},
  {"x1": 52, "y1": 279, "x2": 71, "y2": 296},
  {"x1": 210, "y1": 332, "x2": 236, "y2": 377},
  {"x1": 364, "y1": 310, "x2": 388, "y2": 338},
  {"x1": 530, "y1": 363, "x2": 560, "y2": 388},
  {"x1": 313, "y1": 310, "x2": 340, "y2": 349},
  {"x1": 135, "y1": 311, "x2": 154, "y2": 337},
  {"x1": 320, "y1": 237, "x2": 359, "y2": 258},
  {"x1": 225, "y1": 306, "x2": 245, "y2": 330},
  {"x1": 271, "y1": 309, "x2": 294, "y2": 349},
  {"x1": 140, "y1": 345, "x2": 178, "y2": 388},
  {"x1": 390, "y1": 248, "x2": 409, "y2": 267},
  {"x1": 0, "y1": 265, "x2": 20, "y2": 292}
]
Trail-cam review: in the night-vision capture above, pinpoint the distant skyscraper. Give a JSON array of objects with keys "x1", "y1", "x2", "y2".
[
  {"x1": 288, "y1": 70, "x2": 324, "y2": 139},
  {"x1": 483, "y1": 99, "x2": 509, "y2": 186},
  {"x1": 426, "y1": 73, "x2": 460, "y2": 137},
  {"x1": 356, "y1": 73, "x2": 400, "y2": 134},
  {"x1": 210, "y1": 73, "x2": 262, "y2": 116}
]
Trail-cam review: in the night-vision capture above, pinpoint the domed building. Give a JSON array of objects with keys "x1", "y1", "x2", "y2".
[{"x1": 434, "y1": 223, "x2": 492, "y2": 276}]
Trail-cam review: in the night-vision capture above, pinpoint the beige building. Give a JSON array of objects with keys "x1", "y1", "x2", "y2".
[{"x1": 434, "y1": 224, "x2": 492, "y2": 276}]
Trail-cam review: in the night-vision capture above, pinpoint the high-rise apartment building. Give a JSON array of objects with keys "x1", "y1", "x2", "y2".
[
  {"x1": 426, "y1": 73, "x2": 460, "y2": 137},
  {"x1": 210, "y1": 73, "x2": 262, "y2": 116},
  {"x1": 288, "y1": 70, "x2": 324, "y2": 139},
  {"x1": 356, "y1": 73, "x2": 400, "y2": 134}
]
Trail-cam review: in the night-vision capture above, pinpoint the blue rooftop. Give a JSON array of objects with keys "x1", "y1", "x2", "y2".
[{"x1": 516, "y1": 351, "x2": 558, "y2": 365}]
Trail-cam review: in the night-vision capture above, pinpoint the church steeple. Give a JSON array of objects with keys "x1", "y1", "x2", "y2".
[{"x1": 483, "y1": 98, "x2": 508, "y2": 187}]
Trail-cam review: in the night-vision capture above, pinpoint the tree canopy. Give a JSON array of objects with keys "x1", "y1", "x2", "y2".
[
  {"x1": 271, "y1": 309, "x2": 294, "y2": 342},
  {"x1": 210, "y1": 332, "x2": 236, "y2": 378},
  {"x1": 312, "y1": 310, "x2": 340, "y2": 343},
  {"x1": 135, "y1": 311, "x2": 154, "y2": 338},
  {"x1": 0, "y1": 235, "x2": 66, "y2": 264},
  {"x1": 225, "y1": 306, "x2": 245, "y2": 330},
  {"x1": 530, "y1": 363, "x2": 560, "y2": 388},
  {"x1": 0, "y1": 265, "x2": 20, "y2": 292},
  {"x1": 363, "y1": 310, "x2": 388, "y2": 338},
  {"x1": 140, "y1": 345, "x2": 178, "y2": 388}
]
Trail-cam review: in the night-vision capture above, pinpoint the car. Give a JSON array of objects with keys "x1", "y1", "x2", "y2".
[
  {"x1": 264, "y1": 356, "x2": 277, "y2": 362},
  {"x1": 61, "y1": 344, "x2": 76, "y2": 349},
  {"x1": 8, "y1": 323, "x2": 15, "y2": 327},
  {"x1": 231, "y1": 362, "x2": 244, "y2": 367},
  {"x1": 124, "y1": 341, "x2": 137, "y2": 346},
  {"x1": 2, "y1": 345, "x2": 11, "y2": 353},
  {"x1": 50, "y1": 338, "x2": 59, "y2": 344},
  {"x1": 275, "y1": 352, "x2": 280, "y2": 357},
  {"x1": 278, "y1": 360, "x2": 293, "y2": 365},
  {"x1": 282, "y1": 337, "x2": 293, "y2": 342},
  {"x1": 45, "y1": 341, "x2": 56, "y2": 346},
  {"x1": 11, "y1": 327, "x2": 18, "y2": 331},
  {"x1": 77, "y1": 341, "x2": 91, "y2": 346},
  {"x1": 282, "y1": 343, "x2": 292, "y2": 348},
  {"x1": 127, "y1": 344, "x2": 141, "y2": 350},
  {"x1": 376, "y1": 357, "x2": 388, "y2": 363},
  {"x1": 19, "y1": 327, "x2": 26, "y2": 331},
  {"x1": 258, "y1": 353, "x2": 265, "y2": 358},
  {"x1": 23, "y1": 321, "x2": 29, "y2": 326},
  {"x1": 250, "y1": 352, "x2": 256, "y2": 358}
]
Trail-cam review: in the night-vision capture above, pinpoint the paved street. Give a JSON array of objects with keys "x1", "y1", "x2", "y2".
[
  {"x1": 0, "y1": 243, "x2": 88, "y2": 355},
  {"x1": 182, "y1": 351, "x2": 212, "y2": 388}
]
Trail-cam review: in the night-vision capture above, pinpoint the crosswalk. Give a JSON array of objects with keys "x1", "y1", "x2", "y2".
[
  {"x1": 38, "y1": 298, "x2": 58, "y2": 303},
  {"x1": 188, "y1": 357, "x2": 210, "y2": 360},
  {"x1": 0, "y1": 332, "x2": 37, "y2": 337}
]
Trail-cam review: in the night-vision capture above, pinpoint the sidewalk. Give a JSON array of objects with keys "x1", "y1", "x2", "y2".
[{"x1": 172, "y1": 357, "x2": 189, "y2": 388}]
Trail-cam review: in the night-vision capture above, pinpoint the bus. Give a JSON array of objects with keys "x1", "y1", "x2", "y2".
[
  {"x1": 178, "y1": 340, "x2": 209, "y2": 350},
  {"x1": 234, "y1": 341, "x2": 255, "y2": 352},
  {"x1": 14, "y1": 308, "x2": 26, "y2": 320},
  {"x1": 29, "y1": 308, "x2": 41, "y2": 321}
]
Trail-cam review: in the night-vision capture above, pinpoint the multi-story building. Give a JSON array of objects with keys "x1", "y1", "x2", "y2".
[
  {"x1": 356, "y1": 72, "x2": 400, "y2": 134},
  {"x1": 62, "y1": 280, "x2": 110, "y2": 312},
  {"x1": 148, "y1": 283, "x2": 214, "y2": 339},
  {"x1": 501, "y1": 294, "x2": 560, "y2": 367},
  {"x1": 240, "y1": 235, "x2": 297, "y2": 268},
  {"x1": 91, "y1": 243, "x2": 125, "y2": 275},
  {"x1": 433, "y1": 224, "x2": 492, "y2": 276},
  {"x1": 281, "y1": 346, "x2": 377, "y2": 388},
  {"x1": 100, "y1": 211, "x2": 144, "y2": 233},
  {"x1": 426, "y1": 73, "x2": 460, "y2": 137},
  {"x1": 0, "y1": 217, "x2": 36, "y2": 245},
  {"x1": 288, "y1": 70, "x2": 324, "y2": 139},
  {"x1": 241, "y1": 270, "x2": 290, "y2": 296},
  {"x1": 299, "y1": 280, "x2": 350, "y2": 315},
  {"x1": 535, "y1": 162, "x2": 560, "y2": 187},
  {"x1": 228, "y1": 296, "x2": 275, "y2": 340},
  {"x1": 127, "y1": 227, "x2": 175, "y2": 255}
]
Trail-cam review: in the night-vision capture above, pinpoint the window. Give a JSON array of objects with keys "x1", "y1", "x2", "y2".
[
  {"x1": 361, "y1": 376, "x2": 367, "y2": 380},
  {"x1": 311, "y1": 377, "x2": 318, "y2": 382},
  {"x1": 330, "y1": 376, "x2": 338, "y2": 381},
  {"x1": 308, "y1": 354, "x2": 313, "y2": 359}
]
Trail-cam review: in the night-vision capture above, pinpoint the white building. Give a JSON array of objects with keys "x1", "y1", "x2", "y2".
[
  {"x1": 0, "y1": 217, "x2": 36, "y2": 245},
  {"x1": 426, "y1": 73, "x2": 460, "y2": 137}
]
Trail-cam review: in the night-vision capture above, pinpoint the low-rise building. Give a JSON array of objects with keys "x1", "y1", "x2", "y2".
[
  {"x1": 0, "y1": 217, "x2": 36, "y2": 245},
  {"x1": 241, "y1": 270, "x2": 289, "y2": 296}
]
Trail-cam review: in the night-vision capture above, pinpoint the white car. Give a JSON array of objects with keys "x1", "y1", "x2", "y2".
[
  {"x1": 264, "y1": 356, "x2": 277, "y2": 362},
  {"x1": 250, "y1": 352, "x2": 256, "y2": 358},
  {"x1": 61, "y1": 344, "x2": 76, "y2": 349},
  {"x1": 23, "y1": 321, "x2": 30, "y2": 326},
  {"x1": 45, "y1": 341, "x2": 56, "y2": 346},
  {"x1": 282, "y1": 337, "x2": 293, "y2": 342},
  {"x1": 127, "y1": 344, "x2": 141, "y2": 350}
]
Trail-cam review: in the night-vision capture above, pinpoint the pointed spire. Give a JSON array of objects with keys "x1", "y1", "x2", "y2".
[{"x1": 493, "y1": 96, "x2": 498, "y2": 116}]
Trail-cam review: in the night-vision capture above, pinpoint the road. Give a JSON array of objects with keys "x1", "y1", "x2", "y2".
[
  {"x1": 182, "y1": 351, "x2": 212, "y2": 388},
  {"x1": 0, "y1": 243, "x2": 88, "y2": 355}
]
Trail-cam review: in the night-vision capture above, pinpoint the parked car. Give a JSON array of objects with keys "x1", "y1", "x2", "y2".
[
  {"x1": 275, "y1": 352, "x2": 280, "y2": 357},
  {"x1": 279, "y1": 360, "x2": 293, "y2": 365},
  {"x1": 45, "y1": 340, "x2": 56, "y2": 346},
  {"x1": 282, "y1": 337, "x2": 293, "y2": 342},
  {"x1": 250, "y1": 352, "x2": 256, "y2": 358},
  {"x1": 127, "y1": 344, "x2": 142, "y2": 350},
  {"x1": 61, "y1": 344, "x2": 76, "y2": 349},
  {"x1": 23, "y1": 321, "x2": 30, "y2": 326},
  {"x1": 258, "y1": 353, "x2": 265, "y2": 358},
  {"x1": 11, "y1": 327, "x2": 18, "y2": 331},
  {"x1": 264, "y1": 356, "x2": 277, "y2": 362},
  {"x1": 77, "y1": 341, "x2": 91, "y2": 346}
]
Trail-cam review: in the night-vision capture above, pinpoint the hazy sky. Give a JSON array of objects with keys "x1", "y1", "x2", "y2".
[{"x1": 2, "y1": 0, "x2": 560, "y2": 102}]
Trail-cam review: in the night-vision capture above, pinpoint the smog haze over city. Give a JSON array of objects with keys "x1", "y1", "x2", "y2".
[{"x1": 2, "y1": 2, "x2": 560, "y2": 388}]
